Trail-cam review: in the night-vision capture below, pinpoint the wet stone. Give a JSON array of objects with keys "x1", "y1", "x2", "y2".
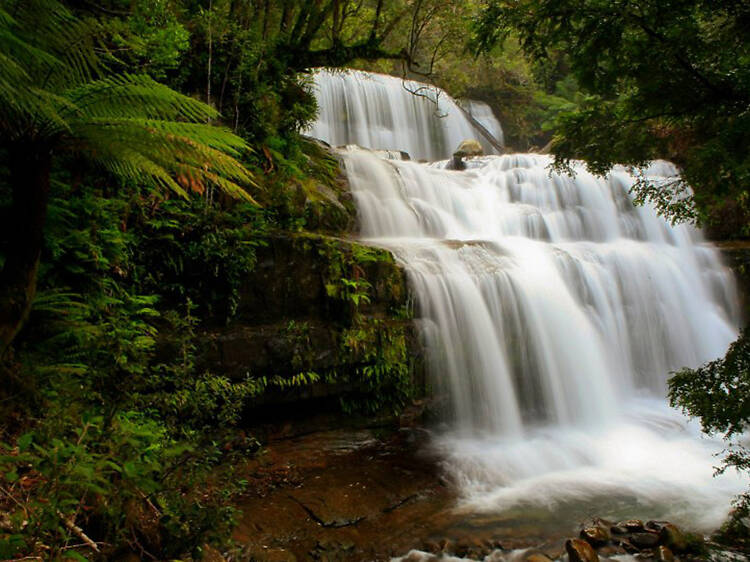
[
  {"x1": 659, "y1": 524, "x2": 688, "y2": 552},
  {"x1": 630, "y1": 532, "x2": 660, "y2": 549},
  {"x1": 598, "y1": 544, "x2": 627, "y2": 557},
  {"x1": 610, "y1": 525, "x2": 629, "y2": 535},
  {"x1": 580, "y1": 526, "x2": 610, "y2": 546},
  {"x1": 565, "y1": 538, "x2": 600, "y2": 562},
  {"x1": 656, "y1": 545, "x2": 675, "y2": 562},
  {"x1": 645, "y1": 520, "x2": 670, "y2": 533},
  {"x1": 524, "y1": 553, "x2": 553, "y2": 562},
  {"x1": 619, "y1": 519, "x2": 645, "y2": 532},
  {"x1": 438, "y1": 538, "x2": 454, "y2": 553},
  {"x1": 616, "y1": 538, "x2": 640, "y2": 554}
]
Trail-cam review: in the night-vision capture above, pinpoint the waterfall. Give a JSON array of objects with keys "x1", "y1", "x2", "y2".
[
  {"x1": 460, "y1": 99, "x2": 505, "y2": 147},
  {"x1": 305, "y1": 69, "x2": 503, "y2": 160},
  {"x1": 342, "y1": 148, "x2": 745, "y2": 530}
]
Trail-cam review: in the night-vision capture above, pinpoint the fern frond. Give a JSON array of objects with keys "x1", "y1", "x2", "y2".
[
  {"x1": 64, "y1": 74, "x2": 220, "y2": 122},
  {"x1": 0, "y1": 1, "x2": 257, "y2": 202},
  {"x1": 70, "y1": 118, "x2": 257, "y2": 202}
]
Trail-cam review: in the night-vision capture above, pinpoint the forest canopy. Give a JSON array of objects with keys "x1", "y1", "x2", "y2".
[{"x1": 475, "y1": 0, "x2": 750, "y2": 231}]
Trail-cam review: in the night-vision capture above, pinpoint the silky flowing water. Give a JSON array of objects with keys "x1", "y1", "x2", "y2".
[
  {"x1": 309, "y1": 70, "x2": 746, "y2": 536},
  {"x1": 306, "y1": 69, "x2": 503, "y2": 160}
]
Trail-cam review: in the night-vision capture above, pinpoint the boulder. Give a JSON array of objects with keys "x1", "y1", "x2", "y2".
[
  {"x1": 565, "y1": 538, "x2": 599, "y2": 562},
  {"x1": 580, "y1": 526, "x2": 610, "y2": 546},
  {"x1": 645, "y1": 520, "x2": 670, "y2": 533},
  {"x1": 659, "y1": 524, "x2": 688, "y2": 552},
  {"x1": 629, "y1": 532, "x2": 660, "y2": 549},
  {"x1": 449, "y1": 139, "x2": 484, "y2": 171},
  {"x1": 454, "y1": 139, "x2": 484, "y2": 158}
]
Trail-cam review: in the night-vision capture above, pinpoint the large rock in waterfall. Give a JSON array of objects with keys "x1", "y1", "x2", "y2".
[
  {"x1": 454, "y1": 139, "x2": 484, "y2": 157},
  {"x1": 449, "y1": 139, "x2": 484, "y2": 170}
]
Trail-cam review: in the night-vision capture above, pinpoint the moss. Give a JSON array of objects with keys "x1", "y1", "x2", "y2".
[
  {"x1": 214, "y1": 232, "x2": 421, "y2": 416},
  {"x1": 337, "y1": 318, "x2": 415, "y2": 414}
]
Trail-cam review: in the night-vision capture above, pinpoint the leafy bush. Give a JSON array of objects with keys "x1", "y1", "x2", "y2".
[
  {"x1": 0, "y1": 410, "x2": 247, "y2": 560},
  {"x1": 669, "y1": 330, "x2": 750, "y2": 540}
]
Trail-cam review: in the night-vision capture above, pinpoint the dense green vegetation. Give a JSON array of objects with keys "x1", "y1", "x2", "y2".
[
  {"x1": 0, "y1": 0, "x2": 748, "y2": 559},
  {"x1": 0, "y1": 1, "x2": 431, "y2": 559},
  {"x1": 476, "y1": 0, "x2": 750, "y2": 234}
]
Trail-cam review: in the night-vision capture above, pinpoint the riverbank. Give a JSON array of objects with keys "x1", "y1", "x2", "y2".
[{"x1": 227, "y1": 416, "x2": 746, "y2": 562}]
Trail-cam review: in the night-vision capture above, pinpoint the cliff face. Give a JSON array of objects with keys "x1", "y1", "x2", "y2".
[{"x1": 196, "y1": 153, "x2": 425, "y2": 420}]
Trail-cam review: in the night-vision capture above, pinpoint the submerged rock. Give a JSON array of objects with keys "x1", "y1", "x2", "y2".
[{"x1": 565, "y1": 538, "x2": 599, "y2": 562}]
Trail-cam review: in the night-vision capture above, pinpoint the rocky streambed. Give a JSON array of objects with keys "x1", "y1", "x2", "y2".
[{"x1": 230, "y1": 418, "x2": 747, "y2": 562}]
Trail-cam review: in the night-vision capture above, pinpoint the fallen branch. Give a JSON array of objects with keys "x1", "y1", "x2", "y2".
[{"x1": 57, "y1": 510, "x2": 100, "y2": 553}]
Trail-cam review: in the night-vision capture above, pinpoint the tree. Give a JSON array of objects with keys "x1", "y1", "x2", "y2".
[
  {"x1": 0, "y1": 0, "x2": 255, "y2": 357},
  {"x1": 474, "y1": 0, "x2": 750, "y2": 231},
  {"x1": 669, "y1": 331, "x2": 750, "y2": 533}
]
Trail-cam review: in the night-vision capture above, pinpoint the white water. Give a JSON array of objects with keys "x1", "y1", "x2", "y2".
[
  {"x1": 342, "y1": 148, "x2": 745, "y2": 531},
  {"x1": 460, "y1": 99, "x2": 505, "y2": 148},
  {"x1": 306, "y1": 69, "x2": 502, "y2": 160}
]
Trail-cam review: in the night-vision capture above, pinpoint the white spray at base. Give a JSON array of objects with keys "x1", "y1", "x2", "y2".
[{"x1": 341, "y1": 148, "x2": 745, "y2": 531}]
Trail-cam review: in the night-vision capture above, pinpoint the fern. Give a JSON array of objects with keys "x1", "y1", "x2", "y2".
[{"x1": 0, "y1": 0, "x2": 255, "y2": 200}]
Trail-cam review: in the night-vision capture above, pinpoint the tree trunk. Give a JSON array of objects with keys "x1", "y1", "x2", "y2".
[{"x1": 0, "y1": 146, "x2": 51, "y2": 358}]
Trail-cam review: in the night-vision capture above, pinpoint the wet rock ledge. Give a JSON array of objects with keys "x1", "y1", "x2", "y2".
[{"x1": 196, "y1": 232, "x2": 425, "y2": 417}]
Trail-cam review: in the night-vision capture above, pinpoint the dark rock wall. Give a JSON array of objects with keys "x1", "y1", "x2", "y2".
[{"x1": 197, "y1": 232, "x2": 424, "y2": 416}]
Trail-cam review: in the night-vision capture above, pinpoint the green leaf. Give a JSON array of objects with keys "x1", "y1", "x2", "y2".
[{"x1": 17, "y1": 432, "x2": 33, "y2": 451}]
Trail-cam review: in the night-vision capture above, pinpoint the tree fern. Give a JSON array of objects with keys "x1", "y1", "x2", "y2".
[{"x1": 0, "y1": 0, "x2": 257, "y2": 355}]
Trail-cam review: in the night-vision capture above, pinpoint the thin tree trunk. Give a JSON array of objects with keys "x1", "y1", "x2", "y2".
[
  {"x1": 207, "y1": 0, "x2": 213, "y2": 109},
  {"x1": 0, "y1": 146, "x2": 52, "y2": 358}
]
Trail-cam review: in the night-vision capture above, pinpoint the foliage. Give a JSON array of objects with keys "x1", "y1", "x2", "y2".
[
  {"x1": 133, "y1": 198, "x2": 267, "y2": 323},
  {"x1": 0, "y1": 0, "x2": 260, "y2": 361},
  {"x1": 0, "y1": 180, "x2": 266, "y2": 559},
  {"x1": 0, "y1": 0, "x2": 255, "y2": 201},
  {"x1": 338, "y1": 318, "x2": 413, "y2": 415},
  {"x1": 0, "y1": 410, "x2": 247, "y2": 560},
  {"x1": 475, "y1": 0, "x2": 750, "y2": 231},
  {"x1": 670, "y1": 331, "x2": 750, "y2": 438},
  {"x1": 0, "y1": 0, "x2": 443, "y2": 558},
  {"x1": 669, "y1": 331, "x2": 750, "y2": 536}
]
